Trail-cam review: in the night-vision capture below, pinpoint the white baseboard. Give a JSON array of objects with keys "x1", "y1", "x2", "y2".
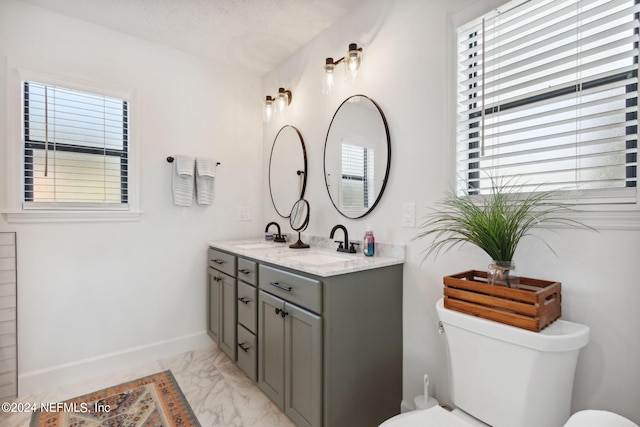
[{"x1": 18, "y1": 331, "x2": 213, "y2": 396}]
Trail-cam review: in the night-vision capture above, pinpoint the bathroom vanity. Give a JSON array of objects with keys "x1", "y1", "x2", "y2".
[{"x1": 207, "y1": 240, "x2": 404, "y2": 427}]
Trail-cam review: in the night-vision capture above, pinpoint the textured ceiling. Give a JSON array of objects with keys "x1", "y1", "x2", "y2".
[{"x1": 20, "y1": 0, "x2": 363, "y2": 74}]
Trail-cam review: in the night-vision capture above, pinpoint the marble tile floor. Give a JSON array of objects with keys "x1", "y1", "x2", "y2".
[{"x1": 0, "y1": 345, "x2": 296, "y2": 427}]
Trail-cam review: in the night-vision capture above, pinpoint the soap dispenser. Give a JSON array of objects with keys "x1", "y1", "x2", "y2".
[{"x1": 363, "y1": 225, "x2": 375, "y2": 257}]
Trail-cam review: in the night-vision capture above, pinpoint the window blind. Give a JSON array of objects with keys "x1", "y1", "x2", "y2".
[
  {"x1": 457, "y1": 0, "x2": 638, "y2": 202},
  {"x1": 23, "y1": 82, "x2": 129, "y2": 209},
  {"x1": 341, "y1": 143, "x2": 375, "y2": 214}
]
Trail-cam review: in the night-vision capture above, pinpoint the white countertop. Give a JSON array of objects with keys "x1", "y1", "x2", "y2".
[{"x1": 208, "y1": 238, "x2": 404, "y2": 277}]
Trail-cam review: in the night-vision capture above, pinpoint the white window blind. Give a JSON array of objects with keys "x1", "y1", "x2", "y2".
[
  {"x1": 341, "y1": 142, "x2": 375, "y2": 213},
  {"x1": 457, "y1": 0, "x2": 638, "y2": 202},
  {"x1": 23, "y1": 81, "x2": 129, "y2": 209}
]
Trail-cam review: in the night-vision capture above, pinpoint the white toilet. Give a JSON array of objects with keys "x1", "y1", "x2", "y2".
[{"x1": 380, "y1": 298, "x2": 638, "y2": 427}]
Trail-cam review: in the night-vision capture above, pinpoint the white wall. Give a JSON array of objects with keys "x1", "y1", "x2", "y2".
[
  {"x1": 0, "y1": 0, "x2": 264, "y2": 394},
  {"x1": 263, "y1": 0, "x2": 640, "y2": 423}
]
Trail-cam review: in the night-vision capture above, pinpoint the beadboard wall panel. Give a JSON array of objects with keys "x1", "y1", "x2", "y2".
[{"x1": 0, "y1": 232, "x2": 17, "y2": 399}]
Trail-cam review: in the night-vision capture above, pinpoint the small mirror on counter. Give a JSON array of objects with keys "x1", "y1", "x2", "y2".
[
  {"x1": 289, "y1": 199, "x2": 310, "y2": 249},
  {"x1": 324, "y1": 95, "x2": 391, "y2": 219},
  {"x1": 269, "y1": 125, "x2": 308, "y2": 218}
]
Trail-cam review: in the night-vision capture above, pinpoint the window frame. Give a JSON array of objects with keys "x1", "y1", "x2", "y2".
[
  {"x1": 2, "y1": 67, "x2": 140, "y2": 223},
  {"x1": 22, "y1": 81, "x2": 130, "y2": 210},
  {"x1": 340, "y1": 143, "x2": 374, "y2": 211},
  {"x1": 454, "y1": 0, "x2": 638, "y2": 205}
]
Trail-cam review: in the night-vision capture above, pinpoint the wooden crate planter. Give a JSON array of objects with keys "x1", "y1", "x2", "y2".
[{"x1": 443, "y1": 270, "x2": 561, "y2": 332}]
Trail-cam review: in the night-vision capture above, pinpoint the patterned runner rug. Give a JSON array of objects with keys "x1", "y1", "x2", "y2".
[{"x1": 30, "y1": 370, "x2": 200, "y2": 427}]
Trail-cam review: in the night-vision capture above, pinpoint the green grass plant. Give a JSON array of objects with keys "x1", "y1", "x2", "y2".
[{"x1": 416, "y1": 177, "x2": 594, "y2": 265}]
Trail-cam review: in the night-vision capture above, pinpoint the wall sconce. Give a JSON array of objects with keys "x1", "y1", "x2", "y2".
[
  {"x1": 263, "y1": 88, "x2": 292, "y2": 122},
  {"x1": 323, "y1": 43, "x2": 363, "y2": 94}
]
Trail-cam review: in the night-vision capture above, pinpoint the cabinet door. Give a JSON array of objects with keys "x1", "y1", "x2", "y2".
[
  {"x1": 207, "y1": 267, "x2": 221, "y2": 344},
  {"x1": 219, "y1": 272, "x2": 237, "y2": 361},
  {"x1": 258, "y1": 290, "x2": 285, "y2": 409},
  {"x1": 285, "y1": 302, "x2": 322, "y2": 427}
]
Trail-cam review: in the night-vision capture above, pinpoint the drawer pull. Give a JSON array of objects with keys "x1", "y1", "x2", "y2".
[
  {"x1": 239, "y1": 269, "x2": 251, "y2": 275},
  {"x1": 275, "y1": 308, "x2": 289, "y2": 318},
  {"x1": 238, "y1": 342, "x2": 250, "y2": 353},
  {"x1": 237, "y1": 297, "x2": 251, "y2": 305},
  {"x1": 269, "y1": 281, "x2": 292, "y2": 292},
  {"x1": 212, "y1": 259, "x2": 225, "y2": 265},
  {"x1": 213, "y1": 276, "x2": 222, "y2": 282}
]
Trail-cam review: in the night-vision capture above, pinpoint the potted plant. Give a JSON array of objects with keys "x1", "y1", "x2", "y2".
[
  {"x1": 415, "y1": 177, "x2": 594, "y2": 288},
  {"x1": 415, "y1": 177, "x2": 595, "y2": 331}
]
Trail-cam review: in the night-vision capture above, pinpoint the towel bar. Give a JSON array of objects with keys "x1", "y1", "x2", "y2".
[{"x1": 167, "y1": 156, "x2": 220, "y2": 166}]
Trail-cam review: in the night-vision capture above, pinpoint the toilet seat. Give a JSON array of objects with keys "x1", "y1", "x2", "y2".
[
  {"x1": 564, "y1": 410, "x2": 639, "y2": 427},
  {"x1": 380, "y1": 407, "x2": 640, "y2": 427},
  {"x1": 378, "y1": 406, "x2": 482, "y2": 427}
]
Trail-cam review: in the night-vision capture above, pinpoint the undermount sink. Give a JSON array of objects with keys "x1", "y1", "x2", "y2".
[
  {"x1": 235, "y1": 242, "x2": 279, "y2": 250},
  {"x1": 282, "y1": 252, "x2": 353, "y2": 266}
]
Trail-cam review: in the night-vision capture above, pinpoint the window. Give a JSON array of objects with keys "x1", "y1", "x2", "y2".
[
  {"x1": 23, "y1": 81, "x2": 129, "y2": 209},
  {"x1": 457, "y1": 0, "x2": 638, "y2": 203},
  {"x1": 340, "y1": 142, "x2": 375, "y2": 213}
]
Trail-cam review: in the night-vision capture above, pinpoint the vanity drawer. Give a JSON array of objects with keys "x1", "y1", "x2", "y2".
[
  {"x1": 237, "y1": 258, "x2": 257, "y2": 286},
  {"x1": 259, "y1": 265, "x2": 321, "y2": 314},
  {"x1": 237, "y1": 324, "x2": 257, "y2": 382},
  {"x1": 237, "y1": 281, "x2": 257, "y2": 333},
  {"x1": 208, "y1": 248, "x2": 236, "y2": 277}
]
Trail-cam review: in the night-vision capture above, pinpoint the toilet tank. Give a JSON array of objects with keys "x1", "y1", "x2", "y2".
[{"x1": 436, "y1": 298, "x2": 590, "y2": 427}]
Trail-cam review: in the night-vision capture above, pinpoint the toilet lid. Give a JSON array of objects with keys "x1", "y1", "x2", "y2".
[
  {"x1": 379, "y1": 406, "x2": 474, "y2": 427},
  {"x1": 564, "y1": 410, "x2": 639, "y2": 427}
]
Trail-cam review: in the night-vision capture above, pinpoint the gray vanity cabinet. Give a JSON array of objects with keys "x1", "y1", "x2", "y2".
[
  {"x1": 258, "y1": 289, "x2": 322, "y2": 427},
  {"x1": 258, "y1": 262, "x2": 403, "y2": 427},
  {"x1": 207, "y1": 248, "x2": 237, "y2": 361},
  {"x1": 208, "y1": 245, "x2": 403, "y2": 427}
]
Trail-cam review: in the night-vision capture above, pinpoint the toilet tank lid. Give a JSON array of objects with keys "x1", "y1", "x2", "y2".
[{"x1": 436, "y1": 298, "x2": 590, "y2": 352}]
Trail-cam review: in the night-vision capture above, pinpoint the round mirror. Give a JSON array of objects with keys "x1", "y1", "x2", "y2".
[
  {"x1": 323, "y1": 95, "x2": 390, "y2": 219},
  {"x1": 269, "y1": 125, "x2": 308, "y2": 218},
  {"x1": 289, "y1": 199, "x2": 310, "y2": 249},
  {"x1": 290, "y1": 199, "x2": 310, "y2": 231}
]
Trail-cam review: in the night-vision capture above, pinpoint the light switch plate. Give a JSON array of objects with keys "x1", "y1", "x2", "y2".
[
  {"x1": 238, "y1": 206, "x2": 251, "y2": 221},
  {"x1": 402, "y1": 203, "x2": 416, "y2": 228}
]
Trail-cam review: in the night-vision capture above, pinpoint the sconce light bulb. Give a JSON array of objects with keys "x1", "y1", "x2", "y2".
[
  {"x1": 346, "y1": 43, "x2": 362, "y2": 80},
  {"x1": 323, "y1": 58, "x2": 336, "y2": 94},
  {"x1": 263, "y1": 95, "x2": 275, "y2": 122},
  {"x1": 277, "y1": 88, "x2": 289, "y2": 112}
]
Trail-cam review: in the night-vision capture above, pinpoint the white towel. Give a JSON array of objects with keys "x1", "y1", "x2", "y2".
[
  {"x1": 172, "y1": 155, "x2": 194, "y2": 207},
  {"x1": 195, "y1": 157, "x2": 216, "y2": 205}
]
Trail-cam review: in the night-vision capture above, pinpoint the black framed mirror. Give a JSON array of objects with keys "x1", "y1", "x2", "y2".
[
  {"x1": 269, "y1": 125, "x2": 308, "y2": 218},
  {"x1": 323, "y1": 95, "x2": 391, "y2": 219}
]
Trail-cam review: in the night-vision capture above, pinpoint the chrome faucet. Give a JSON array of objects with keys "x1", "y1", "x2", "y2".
[
  {"x1": 265, "y1": 222, "x2": 286, "y2": 243},
  {"x1": 329, "y1": 224, "x2": 357, "y2": 253}
]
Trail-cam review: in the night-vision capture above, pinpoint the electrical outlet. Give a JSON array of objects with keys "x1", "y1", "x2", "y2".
[
  {"x1": 238, "y1": 206, "x2": 251, "y2": 221},
  {"x1": 402, "y1": 203, "x2": 416, "y2": 228}
]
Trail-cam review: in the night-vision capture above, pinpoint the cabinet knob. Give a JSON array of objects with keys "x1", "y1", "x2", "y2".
[{"x1": 275, "y1": 308, "x2": 289, "y2": 318}]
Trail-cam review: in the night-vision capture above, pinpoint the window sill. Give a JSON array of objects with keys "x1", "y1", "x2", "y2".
[
  {"x1": 569, "y1": 206, "x2": 640, "y2": 231},
  {"x1": 2, "y1": 209, "x2": 143, "y2": 223},
  {"x1": 524, "y1": 204, "x2": 640, "y2": 231}
]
